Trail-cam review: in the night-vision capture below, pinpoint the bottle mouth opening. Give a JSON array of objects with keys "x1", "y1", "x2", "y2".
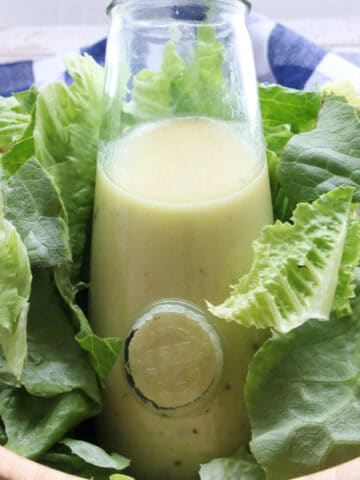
[{"x1": 107, "y1": 0, "x2": 251, "y2": 15}]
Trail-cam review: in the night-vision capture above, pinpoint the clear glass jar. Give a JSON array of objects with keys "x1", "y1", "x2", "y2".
[{"x1": 90, "y1": 1, "x2": 273, "y2": 479}]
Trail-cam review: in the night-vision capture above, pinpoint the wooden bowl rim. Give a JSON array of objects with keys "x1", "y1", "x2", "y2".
[{"x1": 0, "y1": 446, "x2": 359, "y2": 480}]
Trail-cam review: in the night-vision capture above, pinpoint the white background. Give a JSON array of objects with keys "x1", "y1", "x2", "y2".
[{"x1": 1, "y1": 0, "x2": 360, "y2": 27}]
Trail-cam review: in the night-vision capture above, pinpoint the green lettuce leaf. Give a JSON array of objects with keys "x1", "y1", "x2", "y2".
[
  {"x1": 334, "y1": 219, "x2": 360, "y2": 317},
  {"x1": 20, "y1": 270, "x2": 101, "y2": 403},
  {"x1": 0, "y1": 270, "x2": 101, "y2": 458},
  {"x1": 131, "y1": 26, "x2": 234, "y2": 122},
  {"x1": 279, "y1": 97, "x2": 360, "y2": 205},
  {"x1": 31, "y1": 55, "x2": 121, "y2": 381},
  {"x1": 2, "y1": 136, "x2": 35, "y2": 175},
  {"x1": 0, "y1": 96, "x2": 30, "y2": 150},
  {"x1": 246, "y1": 294, "x2": 360, "y2": 479},
  {"x1": 0, "y1": 87, "x2": 38, "y2": 171},
  {"x1": 199, "y1": 448, "x2": 265, "y2": 480},
  {"x1": 0, "y1": 194, "x2": 31, "y2": 379},
  {"x1": 173, "y1": 26, "x2": 233, "y2": 118},
  {"x1": 263, "y1": 123, "x2": 293, "y2": 157},
  {"x1": 0, "y1": 57, "x2": 119, "y2": 383},
  {"x1": 2, "y1": 157, "x2": 71, "y2": 267},
  {"x1": 13, "y1": 88, "x2": 39, "y2": 115},
  {"x1": 209, "y1": 187, "x2": 360, "y2": 333},
  {"x1": 54, "y1": 267, "x2": 122, "y2": 385},
  {"x1": 259, "y1": 85, "x2": 322, "y2": 134},
  {"x1": 34, "y1": 54, "x2": 104, "y2": 280},
  {"x1": 259, "y1": 85, "x2": 323, "y2": 221},
  {"x1": 60, "y1": 439, "x2": 129, "y2": 470},
  {"x1": 132, "y1": 42, "x2": 184, "y2": 120},
  {"x1": 110, "y1": 476, "x2": 134, "y2": 480},
  {"x1": 41, "y1": 438, "x2": 130, "y2": 480},
  {"x1": 322, "y1": 80, "x2": 360, "y2": 109},
  {"x1": 0, "y1": 164, "x2": 7, "y2": 183},
  {"x1": 266, "y1": 149, "x2": 294, "y2": 222},
  {"x1": 0, "y1": 388, "x2": 98, "y2": 459},
  {"x1": 75, "y1": 328, "x2": 122, "y2": 387}
]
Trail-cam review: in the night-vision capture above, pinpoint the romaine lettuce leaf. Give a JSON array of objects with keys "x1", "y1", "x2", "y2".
[
  {"x1": 334, "y1": 219, "x2": 360, "y2": 317},
  {"x1": 41, "y1": 438, "x2": 130, "y2": 480},
  {"x1": 2, "y1": 136, "x2": 35, "y2": 175},
  {"x1": 75, "y1": 325, "x2": 122, "y2": 387},
  {"x1": 13, "y1": 88, "x2": 39, "y2": 115},
  {"x1": 0, "y1": 87, "x2": 38, "y2": 169},
  {"x1": 323, "y1": 80, "x2": 360, "y2": 109},
  {"x1": 131, "y1": 26, "x2": 234, "y2": 123},
  {"x1": 110, "y1": 476, "x2": 134, "y2": 480},
  {"x1": 0, "y1": 194, "x2": 31, "y2": 379},
  {"x1": 0, "y1": 58, "x2": 120, "y2": 383},
  {"x1": 0, "y1": 96, "x2": 30, "y2": 150},
  {"x1": 1, "y1": 44, "x2": 359, "y2": 480},
  {"x1": 0, "y1": 269, "x2": 101, "y2": 458},
  {"x1": 263, "y1": 123, "x2": 293, "y2": 157},
  {"x1": 32, "y1": 55, "x2": 121, "y2": 381},
  {"x1": 259, "y1": 85, "x2": 323, "y2": 221},
  {"x1": 259, "y1": 85, "x2": 322, "y2": 134},
  {"x1": 2, "y1": 157, "x2": 71, "y2": 267},
  {"x1": 0, "y1": 387, "x2": 98, "y2": 459},
  {"x1": 132, "y1": 42, "x2": 183, "y2": 120},
  {"x1": 209, "y1": 187, "x2": 360, "y2": 333},
  {"x1": 266, "y1": 149, "x2": 294, "y2": 221},
  {"x1": 54, "y1": 267, "x2": 122, "y2": 385},
  {"x1": 34, "y1": 54, "x2": 104, "y2": 280},
  {"x1": 199, "y1": 448, "x2": 265, "y2": 480},
  {"x1": 172, "y1": 26, "x2": 233, "y2": 119},
  {"x1": 60, "y1": 439, "x2": 129, "y2": 470},
  {"x1": 20, "y1": 270, "x2": 100, "y2": 403},
  {"x1": 246, "y1": 293, "x2": 360, "y2": 479},
  {"x1": 279, "y1": 97, "x2": 360, "y2": 205},
  {"x1": 0, "y1": 164, "x2": 6, "y2": 183}
]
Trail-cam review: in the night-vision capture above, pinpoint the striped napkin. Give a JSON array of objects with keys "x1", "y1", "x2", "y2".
[{"x1": 0, "y1": 12, "x2": 360, "y2": 97}]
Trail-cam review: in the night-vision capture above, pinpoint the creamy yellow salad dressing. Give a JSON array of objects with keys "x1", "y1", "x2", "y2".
[{"x1": 90, "y1": 117, "x2": 273, "y2": 480}]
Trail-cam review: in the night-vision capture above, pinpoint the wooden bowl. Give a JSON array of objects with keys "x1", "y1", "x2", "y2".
[{"x1": 0, "y1": 447, "x2": 359, "y2": 480}]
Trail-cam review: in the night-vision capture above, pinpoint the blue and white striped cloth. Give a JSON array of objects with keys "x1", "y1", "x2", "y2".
[{"x1": 1, "y1": 12, "x2": 360, "y2": 97}]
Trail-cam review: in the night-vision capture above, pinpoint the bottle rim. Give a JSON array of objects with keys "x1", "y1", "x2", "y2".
[{"x1": 107, "y1": 0, "x2": 251, "y2": 15}]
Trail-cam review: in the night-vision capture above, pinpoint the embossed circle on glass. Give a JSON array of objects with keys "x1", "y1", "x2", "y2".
[{"x1": 124, "y1": 300, "x2": 223, "y2": 413}]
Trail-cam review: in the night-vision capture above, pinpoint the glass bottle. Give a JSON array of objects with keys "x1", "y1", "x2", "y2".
[{"x1": 90, "y1": 1, "x2": 273, "y2": 479}]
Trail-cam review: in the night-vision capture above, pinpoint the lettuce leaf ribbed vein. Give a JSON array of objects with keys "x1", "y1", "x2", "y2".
[{"x1": 209, "y1": 187, "x2": 360, "y2": 333}]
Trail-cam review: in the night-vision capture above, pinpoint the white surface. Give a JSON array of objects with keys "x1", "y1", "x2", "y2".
[
  {"x1": 0, "y1": 25, "x2": 108, "y2": 62},
  {"x1": 305, "y1": 52, "x2": 360, "y2": 91},
  {"x1": 1, "y1": 17, "x2": 360, "y2": 63},
  {"x1": 0, "y1": 0, "x2": 109, "y2": 27},
  {"x1": 1, "y1": 1, "x2": 360, "y2": 27},
  {"x1": 254, "y1": 0, "x2": 360, "y2": 20}
]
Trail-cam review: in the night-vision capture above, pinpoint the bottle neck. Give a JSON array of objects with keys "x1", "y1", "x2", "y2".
[{"x1": 108, "y1": 0, "x2": 249, "y2": 19}]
